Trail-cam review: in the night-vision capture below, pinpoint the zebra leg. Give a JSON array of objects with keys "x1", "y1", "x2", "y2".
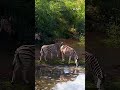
[
  {"x1": 22, "y1": 69, "x2": 29, "y2": 84},
  {"x1": 51, "y1": 53, "x2": 53, "y2": 60},
  {"x1": 68, "y1": 56, "x2": 72, "y2": 64},
  {"x1": 97, "y1": 78, "x2": 102, "y2": 90},
  {"x1": 40, "y1": 55, "x2": 42, "y2": 61},
  {"x1": 57, "y1": 54, "x2": 59, "y2": 57},
  {"x1": 57, "y1": 51, "x2": 59, "y2": 58},
  {"x1": 61, "y1": 53, "x2": 65, "y2": 61},
  {"x1": 44, "y1": 54, "x2": 47, "y2": 61},
  {"x1": 11, "y1": 64, "x2": 19, "y2": 84},
  {"x1": 75, "y1": 59, "x2": 78, "y2": 67},
  {"x1": 40, "y1": 51, "x2": 43, "y2": 61}
]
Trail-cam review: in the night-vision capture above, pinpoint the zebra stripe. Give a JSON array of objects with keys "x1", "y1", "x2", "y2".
[
  {"x1": 40, "y1": 42, "x2": 63, "y2": 61},
  {"x1": 11, "y1": 45, "x2": 35, "y2": 84},
  {"x1": 85, "y1": 51, "x2": 104, "y2": 90},
  {"x1": 60, "y1": 45, "x2": 79, "y2": 67}
]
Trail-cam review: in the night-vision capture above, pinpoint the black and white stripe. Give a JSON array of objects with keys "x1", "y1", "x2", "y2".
[
  {"x1": 40, "y1": 42, "x2": 63, "y2": 61},
  {"x1": 11, "y1": 45, "x2": 35, "y2": 84},
  {"x1": 85, "y1": 51, "x2": 104, "y2": 90}
]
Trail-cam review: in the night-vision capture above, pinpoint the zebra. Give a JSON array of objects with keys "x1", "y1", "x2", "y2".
[
  {"x1": 0, "y1": 16, "x2": 14, "y2": 36},
  {"x1": 40, "y1": 42, "x2": 63, "y2": 61},
  {"x1": 35, "y1": 32, "x2": 41, "y2": 40},
  {"x1": 84, "y1": 51, "x2": 105, "y2": 90},
  {"x1": 60, "y1": 45, "x2": 79, "y2": 67},
  {"x1": 11, "y1": 45, "x2": 35, "y2": 84}
]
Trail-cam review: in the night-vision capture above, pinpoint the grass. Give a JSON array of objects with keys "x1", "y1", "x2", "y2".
[
  {"x1": 0, "y1": 81, "x2": 34, "y2": 90},
  {"x1": 36, "y1": 58, "x2": 85, "y2": 66}
]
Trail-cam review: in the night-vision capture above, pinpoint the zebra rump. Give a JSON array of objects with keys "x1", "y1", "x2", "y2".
[{"x1": 11, "y1": 45, "x2": 35, "y2": 84}]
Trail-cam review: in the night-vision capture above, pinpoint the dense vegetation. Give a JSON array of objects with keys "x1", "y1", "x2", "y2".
[
  {"x1": 86, "y1": 0, "x2": 120, "y2": 47},
  {"x1": 0, "y1": 1, "x2": 35, "y2": 90},
  {"x1": 35, "y1": 0, "x2": 85, "y2": 44}
]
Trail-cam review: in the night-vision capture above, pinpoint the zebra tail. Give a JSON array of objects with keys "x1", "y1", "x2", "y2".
[
  {"x1": 12, "y1": 52, "x2": 21, "y2": 70},
  {"x1": 12, "y1": 53, "x2": 17, "y2": 70}
]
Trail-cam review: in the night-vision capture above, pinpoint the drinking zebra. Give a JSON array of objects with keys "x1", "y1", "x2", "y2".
[
  {"x1": 11, "y1": 45, "x2": 35, "y2": 84},
  {"x1": 84, "y1": 51, "x2": 105, "y2": 90},
  {"x1": 40, "y1": 42, "x2": 63, "y2": 61},
  {"x1": 60, "y1": 45, "x2": 79, "y2": 67}
]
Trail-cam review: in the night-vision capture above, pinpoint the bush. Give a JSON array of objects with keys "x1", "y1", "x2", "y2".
[
  {"x1": 103, "y1": 23, "x2": 120, "y2": 48},
  {"x1": 35, "y1": 0, "x2": 85, "y2": 43}
]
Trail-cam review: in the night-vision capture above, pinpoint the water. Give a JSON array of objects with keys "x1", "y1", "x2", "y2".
[
  {"x1": 52, "y1": 73, "x2": 85, "y2": 90},
  {"x1": 35, "y1": 65, "x2": 85, "y2": 90}
]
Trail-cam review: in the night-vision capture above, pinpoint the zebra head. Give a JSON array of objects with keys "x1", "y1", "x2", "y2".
[
  {"x1": 0, "y1": 16, "x2": 14, "y2": 36},
  {"x1": 35, "y1": 32, "x2": 41, "y2": 40}
]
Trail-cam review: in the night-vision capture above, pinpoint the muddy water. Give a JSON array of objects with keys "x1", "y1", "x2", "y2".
[{"x1": 35, "y1": 65, "x2": 85, "y2": 90}]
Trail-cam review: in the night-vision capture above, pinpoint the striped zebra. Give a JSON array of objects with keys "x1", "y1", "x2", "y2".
[
  {"x1": 40, "y1": 42, "x2": 63, "y2": 61},
  {"x1": 84, "y1": 51, "x2": 105, "y2": 90},
  {"x1": 60, "y1": 45, "x2": 79, "y2": 67},
  {"x1": 11, "y1": 45, "x2": 35, "y2": 84}
]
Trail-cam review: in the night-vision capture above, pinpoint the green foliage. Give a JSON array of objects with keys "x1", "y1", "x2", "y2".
[
  {"x1": 35, "y1": 0, "x2": 85, "y2": 44},
  {"x1": 103, "y1": 23, "x2": 120, "y2": 48},
  {"x1": 106, "y1": 23, "x2": 120, "y2": 39},
  {"x1": 78, "y1": 36, "x2": 85, "y2": 47},
  {"x1": 86, "y1": 0, "x2": 120, "y2": 48}
]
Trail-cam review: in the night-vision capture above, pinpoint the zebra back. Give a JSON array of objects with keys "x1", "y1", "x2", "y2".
[{"x1": 14, "y1": 45, "x2": 35, "y2": 67}]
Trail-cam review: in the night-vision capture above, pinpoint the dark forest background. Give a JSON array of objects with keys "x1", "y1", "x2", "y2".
[
  {"x1": 0, "y1": 0, "x2": 35, "y2": 90},
  {"x1": 0, "y1": 0, "x2": 34, "y2": 50},
  {"x1": 86, "y1": 0, "x2": 120, "y2": 48},
  {"x1": 86, "y1": 0, "x2": 120, "y2": 89}
]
